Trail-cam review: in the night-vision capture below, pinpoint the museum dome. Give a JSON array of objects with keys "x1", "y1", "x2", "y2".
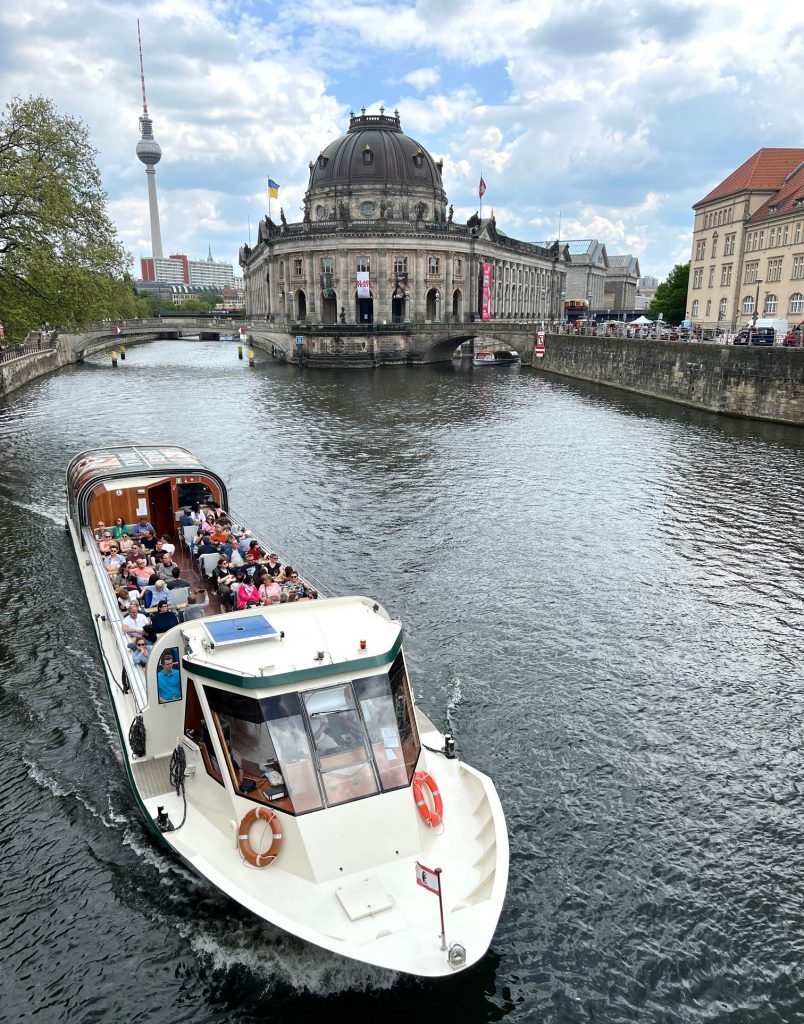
[{"x1": 307, "y1": 109, "x2": 444, "y2": 194}]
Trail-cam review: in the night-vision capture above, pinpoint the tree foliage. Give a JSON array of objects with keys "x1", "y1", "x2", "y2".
[
  {"x1": 0, "y1": 95, "x2": 147, "y2": 341},
  {"x1": 647, "y1": 262, "x2": 690, "y2": 325}
]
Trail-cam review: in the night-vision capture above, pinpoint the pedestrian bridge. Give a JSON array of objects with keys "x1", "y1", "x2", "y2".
[{"x1": 63, "y1": 317, "x2": 544, "y2": 367}]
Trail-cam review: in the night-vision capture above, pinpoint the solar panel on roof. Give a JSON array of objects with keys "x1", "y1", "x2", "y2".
[{"x1": 203, "y1": 614, "x2": 278, "y2": 647}]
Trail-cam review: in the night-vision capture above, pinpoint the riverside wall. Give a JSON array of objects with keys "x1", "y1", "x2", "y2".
[{"x1": 536, "y1": 334, "x2": 804, "y2": 426}]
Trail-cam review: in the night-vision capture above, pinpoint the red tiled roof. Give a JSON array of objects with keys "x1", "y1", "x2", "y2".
[
  {"x1": 695, "y1": 148, "x2": 804, "y2": 206},
  {"x1": 749, "y1": 163, "x2": 804, "y2": 224}
]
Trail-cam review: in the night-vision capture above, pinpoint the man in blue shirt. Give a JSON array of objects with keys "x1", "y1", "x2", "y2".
[
  {"x1": 132, "y1": 516, "x2": 155, "y2": 537},
  {"x1": 156, "y1": 650, "x2": 181, "y2": 702}
]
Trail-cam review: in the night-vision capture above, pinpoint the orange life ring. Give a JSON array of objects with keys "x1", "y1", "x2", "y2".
[
  {"x1": 238, "y1": 806, "x2": 282, "y2": 867},
  {"x1": 412, "y1": 770, "x2": 443, "y2": 827}
]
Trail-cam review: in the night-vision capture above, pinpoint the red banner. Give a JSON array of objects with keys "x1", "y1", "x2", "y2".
[{"x1": 481, "y1": 262, "x2": 492, "y2": 321}]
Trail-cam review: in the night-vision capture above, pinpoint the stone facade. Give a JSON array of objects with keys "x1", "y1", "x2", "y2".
[
  {"x1": 240, "y1": 111, "x2": 567, "y2": 326},
  {"x1": 686, "y1": 148, "x2": 804, "y2": 332}
]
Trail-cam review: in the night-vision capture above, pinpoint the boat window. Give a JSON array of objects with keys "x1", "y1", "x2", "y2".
[
  {"x1": 353, "y1": 672, "x2": 410, "y2": 790},
  {"x1": 203, "y1": 687, "x2": 323, "y2": 813},
  {"x1": 176, "y1": 482, "x2": 215, "y2": 509},
  {"x1": 303, "y1": 685, "x2": 379, "y2": 806}
]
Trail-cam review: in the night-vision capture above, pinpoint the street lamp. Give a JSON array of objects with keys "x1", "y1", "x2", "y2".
[
  {"x1": 752, "y1": 279, "x2": 763, "y2": 342},
  {"x1": 587, "y1": 294, "x2": 593, "y2": 334}
]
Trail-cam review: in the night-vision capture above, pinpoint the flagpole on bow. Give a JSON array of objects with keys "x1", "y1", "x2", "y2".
[{"x1": 435, "y1": 868, "x2": 446, "y2": 950}]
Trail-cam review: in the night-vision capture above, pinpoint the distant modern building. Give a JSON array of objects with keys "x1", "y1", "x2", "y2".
[
  {"x1": 140, "y1": 249, "x2": 237, "y2": 289},
  {"x1": 604, "y1": 255, "x2": 641, "y2": 311},
  {"x1": 240, "y1": 108, "x2": 568, "y2": 325},
  {"x1": 686, "y1": 147, "x2": 804, "y2": 329}
]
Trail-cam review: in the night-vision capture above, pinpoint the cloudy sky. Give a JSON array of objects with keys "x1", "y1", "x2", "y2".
[{"x1": 2, "y1": 0, "x2": 803, "y2": 281}]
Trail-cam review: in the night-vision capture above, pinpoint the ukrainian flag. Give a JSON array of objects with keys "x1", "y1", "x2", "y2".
[{"x1": 267, "y1": 179, "x2": 280, "y2": 199}]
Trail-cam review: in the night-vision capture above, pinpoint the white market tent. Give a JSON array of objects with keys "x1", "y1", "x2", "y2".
[{"x1": 630, "y1": 315, "x2": 652, "y2": 325}]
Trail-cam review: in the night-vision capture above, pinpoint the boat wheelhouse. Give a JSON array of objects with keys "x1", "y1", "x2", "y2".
[{"x1": 65, "y1": 445, "x2": 508, "y2": 977}]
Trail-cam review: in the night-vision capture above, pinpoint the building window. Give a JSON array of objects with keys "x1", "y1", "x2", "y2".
[
  {"x1": 320, "y1": 256, "x2": 334, "y2": 274},
  {"x1": 724, "y1": 233, "x2": 736, "y2": 256},
  {"x1": 712, "y1": 233, "x2": 719, "y2": 259},
  {"x1": 412, "y1": 151, "x2": 424, "y2": 168},
  {"x1": 293, "y1": 258, "x2": 303, "y2": 276},
  {"x1": 362, "y1": 146, "x2": 373, "y2": 165},
  {"x1": 279, "y1": 263, "x2": 285, "y2": 280},
  {"x1": 705, "y1": 300, "x2": 712, "y2": 316},
  {"x1": 393, "y1": 256, "x2": 407, "y2": 274},
  {"x1": 693, "y1": 268, "x2": 703, "y2": 288},
  {"x1": 765, "y1": 294, "x2": 778, "y2": 314},
  {"x1": 692, "y1": 299, "x2": 699, "y2": 316},
  {"x1": 783, "y1": 226, "x2": 789, "y2": 245},
  {"x1": 792, "y1": 255, "x2": 804, "y2": 279},
  {"x1": 695, "y1": 239, "x2": 706, "y2": 260},
  {"x1": 454, "y1": 256, "x2": 463, "y2": 276},
  {"x1": 427, "y1": 255, "x2": 440, "y2": 275},
  {"x1": 789, "y1": 293, "x2": 804, "y2": 314},
  {"x1": 708, "y1": 267, "x2": 715, "y2": 288},
  {"x1": 719, "y1": 298, "x2": 728, "y2": 320},
  {"x1": 721, "y1": 264, "x2": 732, "y2": 287},
  {"x1": 742, "y1": 294, "x2": 755, "y2": 315},
  {"x1": 796, "y1": 223, "x2": 802, "y2": 244},
  {"x1": 758, "y1": 230, "x2": 764, "y2": 248},
  {"x1": 767, "y1": 258, "x2": 783, "y2": 282},
  {"x1": 356, "y1": 256, "x2": 370, "y2": 273},
  {"x1": 744, "y1": 262, "x2": 759, "y2": 284},
  {"x1": 769, "y1": 227, "x2": 776, "y2": 247}
]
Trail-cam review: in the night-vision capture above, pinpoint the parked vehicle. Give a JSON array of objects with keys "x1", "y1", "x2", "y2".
[{"x1": 783, "y1": 321, "x2": 804, "y2": 346}]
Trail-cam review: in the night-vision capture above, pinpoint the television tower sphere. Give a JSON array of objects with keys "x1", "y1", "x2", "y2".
[{"x1": 137, "y1": 116, "x2": 162, "y2": 166}]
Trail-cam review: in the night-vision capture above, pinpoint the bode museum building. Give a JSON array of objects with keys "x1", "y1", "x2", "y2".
[{"x1": 239, "y1": 109, "x2": 567, "y2": 327}]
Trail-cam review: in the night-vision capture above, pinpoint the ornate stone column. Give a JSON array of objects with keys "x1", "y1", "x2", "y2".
[
  {"x1": 444, "y1": 251, "x2": 453, "y2": 320},
  {"x1": 414, "y1": 249, "x2": 425, "y2": 322},
  {"x1": 338, "y1": 248, "x2": 350, "y2": 322}
]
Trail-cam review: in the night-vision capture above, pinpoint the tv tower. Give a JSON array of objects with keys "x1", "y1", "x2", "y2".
[{"x1": 135, "y1": 20, "x2": 164, "y2": 258}]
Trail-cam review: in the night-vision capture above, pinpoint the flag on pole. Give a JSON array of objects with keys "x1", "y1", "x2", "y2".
[
  {"x1": 267, "y1": 179, "x2": 280, "y2": 198},
  {"x1": 479, "y1": 175, "x2": 487, "y2": 199},
  {"x1": 415, "y1": 861, "x2": 441, "y2": 895}
]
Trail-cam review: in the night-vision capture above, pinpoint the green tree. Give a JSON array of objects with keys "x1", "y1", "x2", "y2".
[
  {"x1": 0, "y1": 95, "x2": 136, "y2": 342},
  {"x1": 647, "y1": 263, "x2": 690, "y2": 324}
]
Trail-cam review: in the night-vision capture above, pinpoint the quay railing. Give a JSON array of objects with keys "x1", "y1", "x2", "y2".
[{"x1": 0, "y1": 337, "x2": 57, "y2": 363}]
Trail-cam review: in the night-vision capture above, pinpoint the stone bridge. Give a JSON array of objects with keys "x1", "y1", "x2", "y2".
[{"x1": 54, "y1": 317, "x2": 543, "y2": 368}]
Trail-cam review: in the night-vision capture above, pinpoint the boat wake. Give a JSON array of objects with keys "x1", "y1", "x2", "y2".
[{"x1": 4, "y1": 497, "x2": 64, "y2": 525}]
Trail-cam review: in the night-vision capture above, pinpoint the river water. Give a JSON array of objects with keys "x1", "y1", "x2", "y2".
[{"x1": 2, "y1": 339, "x2": 804, "y2": 1023}]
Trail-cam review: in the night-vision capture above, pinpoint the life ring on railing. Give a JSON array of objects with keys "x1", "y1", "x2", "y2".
[
  {"x1": 412, "y1": 770, "x2": 443, "y2": 827},
  {"x1": 238, "y1": 806, "x2": 282, "y2": 867}
]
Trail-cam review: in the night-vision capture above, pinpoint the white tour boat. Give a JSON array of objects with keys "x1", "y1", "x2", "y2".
[
  {"x1": 472, "y1": 348, "x2": 520, "y2": 366},
  {"x1": 66, "y1": 445, "x2": 508, "y2": 978}
]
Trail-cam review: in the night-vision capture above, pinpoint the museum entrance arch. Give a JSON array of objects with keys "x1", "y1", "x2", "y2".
[
  {"x1": 392, "y1": 292, "x2": 409, "y2": 323},
  {"x1": 356, "y1": 293, "x2": 374, "y2": 324}
]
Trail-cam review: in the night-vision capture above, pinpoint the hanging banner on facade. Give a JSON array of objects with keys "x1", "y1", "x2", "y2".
[
  {"x1": 482, "y1": 262, "x2": 492, "y2": 321},
  {"x1": 319, "y1": 271, "x2": 335, "y2": 297},
  {"x1": 356, "y1": 271, "x2": 371, "y2": 298}
]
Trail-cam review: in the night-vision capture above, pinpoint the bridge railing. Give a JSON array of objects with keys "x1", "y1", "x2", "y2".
[{"x1": 0, "y1": 337, "x2": 58, "y2": 363}]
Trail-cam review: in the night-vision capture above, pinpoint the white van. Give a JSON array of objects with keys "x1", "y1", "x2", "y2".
[{"x1": 754, "y1": 318, "x2": 789, "y2": 342}]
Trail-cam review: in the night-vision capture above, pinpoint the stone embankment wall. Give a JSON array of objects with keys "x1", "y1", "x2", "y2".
[{"x1": 537, "y1": 335, "x2": 804, "y2": 426}]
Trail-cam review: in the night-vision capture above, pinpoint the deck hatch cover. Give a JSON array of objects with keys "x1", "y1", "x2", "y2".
[
  {"x1": 335, "y1": 876, "x2": 394, "y2": 921},
  {"x1": 202, "y1": 614, "x2": 278, "y2": 648}
]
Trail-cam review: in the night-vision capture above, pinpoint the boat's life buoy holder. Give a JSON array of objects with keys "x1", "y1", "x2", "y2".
[
  {"x1": 413, "y1": 770, "x2": 444, "y2": 827},
  {"x1": 238, "y1": 806, "x2": 282, "y2": 867}
]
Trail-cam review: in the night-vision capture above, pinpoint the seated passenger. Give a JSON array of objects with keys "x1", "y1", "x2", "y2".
[
  {"x1": 181, "y1": 592, "x2": 206, "y2": 622},
  {"x1": 93, "y1": 521, "x2": 108, "y2": 540},
  {"x1": 103, "y1": 546, "x2": 126, "y2": 580},
  {"x1": 281, "y1": 570, "x2": 309, "y2": 599},
  {"x1": 117, "y1": 532, "x2": 134, "y2": 554},
  {"x1": 129, "y1": 556, "x2": 153, "y2": 589},
  {"x1": 156, "y1": 650, "x2": 181, "y2": 702},
  {"x1": 240, "y1": 551, "x2": 262, "y2": 583},
  {"x1": 111, "y1": 516, "x2": 130, "y2": 539},
  {"x1": 146, "y1": 599, "x2": 179, "y2": 636},
  {"x1": 259, "y1": 574, "x2": 282, "y2": 605},
  {"x1": 237, "y1": 577, "x2": 260, "y2": 610},
  {"x1": 131, "y1": 637, "x2": 152, "y2": 667},
  {"x1": 159, "y1": 534, "x2": 176, "y2": 556},
  {"x1": 97, "y1": 532, "x2": 113, "y2": 555},
  {"x1": 179, "y1": 508, "x2": 195, "y2": 527},
  {"x1": 144, "y1": 578, "x2": 173, "y2": 609},
  {"x1": 166, "y1": 565, "x2": 192, "y2": 590},
  {"x1": 262, "y1": 553, "x2": 282, "y2": 579},
  {"x1": 246, "y1": 539, "x2": 266, "y2": 561},
  {"x1": 122, "y1": 603, "x2": 150, "y2": 639},
  {"x1": 140, "y1": 529, "x2": 157, "y2": 553},
  {"x1": 196, "y1": 536, "x2": 219, "y2": 558},
  {"x1": 132, "y1": 517, "x2": 155, "y2": 537},
  {"x1": 212, "y1": 558, "x2": 237, "y2": 610},
  {"x1": 154, "y1": 551, "x2": 178, "y2": 581}
]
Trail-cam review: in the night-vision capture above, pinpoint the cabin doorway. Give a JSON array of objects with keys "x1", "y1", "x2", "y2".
[{"x1": 148, "y1": 481, "x2": 175, "y2": 540}]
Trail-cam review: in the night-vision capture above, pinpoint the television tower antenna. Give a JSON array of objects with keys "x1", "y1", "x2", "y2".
[{"x1": 135, "y1": 19, "x2": 164, "y2": 259}]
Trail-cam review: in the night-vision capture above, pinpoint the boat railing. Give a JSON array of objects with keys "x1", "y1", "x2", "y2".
[{"x1": 84, "y1": 528, "x2": 148, "y2": 710}]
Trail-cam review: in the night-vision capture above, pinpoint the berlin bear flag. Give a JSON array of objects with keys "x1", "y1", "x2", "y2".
[{"x1": 416, "y1": 861, "x2": 441, "y2": 894}]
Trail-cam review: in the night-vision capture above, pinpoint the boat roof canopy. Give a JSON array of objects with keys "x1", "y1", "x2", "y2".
[{"x1": 66, "y1": 444, "x2": 228, "y2": 529}]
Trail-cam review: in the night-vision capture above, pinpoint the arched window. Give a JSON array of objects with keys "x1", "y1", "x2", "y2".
[
  {"x1": 742, "y1": 294, "x2": 755, "y2": 315},
  {"x1": 691, "y1": 300, "x2": 699, "y2": 316},
  {"x1": 789, "y1": 293, "x2": 804, "y2": 314},
  {"x1": 765, "y1": 294, "x2": 778, "y2": 314},
  {"x1": 719, "y1": 298, "x2": 728, "y2": 319},
  {"x1": 705, "y1": 300, "x2": 712, "y2": 316}
]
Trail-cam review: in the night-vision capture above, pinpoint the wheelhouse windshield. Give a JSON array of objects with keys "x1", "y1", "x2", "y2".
[{"x1": 202, "y1": 653, "x2": 420, "y2": 815}]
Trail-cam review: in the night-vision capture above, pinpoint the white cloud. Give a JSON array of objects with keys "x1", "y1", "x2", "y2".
[{"x1": 401, "y1": 68, "x2": 440, "y2": 91}]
